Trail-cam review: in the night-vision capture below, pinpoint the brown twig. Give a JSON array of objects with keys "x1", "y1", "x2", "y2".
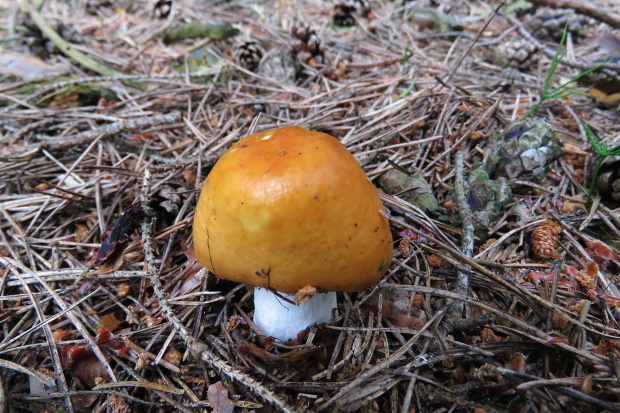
[{"x1": 528, "y1": 0, "x2": 620, "y2": 29}]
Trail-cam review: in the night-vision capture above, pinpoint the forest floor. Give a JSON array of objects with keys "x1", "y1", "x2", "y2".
[{"x1": 1, "y1": 0, "x2": 620, "y2": 412}]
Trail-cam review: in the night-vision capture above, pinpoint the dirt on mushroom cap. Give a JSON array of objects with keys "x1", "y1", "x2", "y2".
[{"x1": 192, "y1": 126, "x2": 393, "y2": 294}]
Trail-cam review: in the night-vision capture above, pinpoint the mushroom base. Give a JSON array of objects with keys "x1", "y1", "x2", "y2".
[{"x1": 253, "y1": 287, "x2": 337, "y2": 341}]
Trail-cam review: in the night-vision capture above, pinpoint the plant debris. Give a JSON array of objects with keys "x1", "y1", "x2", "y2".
[
  {"x1": 94, "y1": 203, "x2": 144, "y2": 267},
  {"x1": 1, "y1": 0, "x2": 620, "y2": 412}
]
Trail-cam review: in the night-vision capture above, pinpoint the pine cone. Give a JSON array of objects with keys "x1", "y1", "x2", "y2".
[
  {"x1": 333, "y1": 0, "x2": 370, "y2": 27},
  {"x1": 590, "y1": 158, "x2": 620, "y2": 202},
  {"x1": 492, "y1": 39, "x2": 538, "y2": 70},
  {"x1": 291, "y1": 23, "x2": 324, "y2": 66},
  {"x1": 531, "y1": 220, "x2": 562, "y2": 259},
  {"x1": 234, "y1": 41, "x2": 263, "y2": 72},
  {"x1": 487, "y1": 119, "x2": 562, "y2": 182},
  {"x1": 333, "y1": 4, "x2": 356, "y2": 27},
  {"x1": 525, "y1": 8, "x2": 587, "y2": 42},
  {"x1": 153, "y1": 0, "x2": 173, "y2": 19},
  {"x1": 85, "y1": 0, "x2": 114, "y2": 15}
]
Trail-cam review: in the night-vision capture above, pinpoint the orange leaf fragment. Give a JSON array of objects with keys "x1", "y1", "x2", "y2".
[
  {"x1": 98, "y1": 314, "x2": 123, "y2": 332},
  {"x1": 561, "y1": 264, "x2": 580, "y2": 278},
  {"x1": 526, "y1": 271, "x2": 555, "y2": 282},
  {"x1": 586, "y1": 240, "x2": 620, "y2": 261},
  {"x1": 556, "y1": 280, "x2": 579, "y2": 291}
]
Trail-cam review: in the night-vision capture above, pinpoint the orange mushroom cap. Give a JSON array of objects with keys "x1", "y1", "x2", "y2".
[{"x1": 192, "y1": 126, "x2": 393, "y2": 294}]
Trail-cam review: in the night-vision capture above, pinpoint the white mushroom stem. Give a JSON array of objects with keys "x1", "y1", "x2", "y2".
[{"x1": 253, "y1": 287, "x2": 337, "y2": 341}]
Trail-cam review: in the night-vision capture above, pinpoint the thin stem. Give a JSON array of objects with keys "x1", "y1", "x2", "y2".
[
  {"x1": 520, "y1": 24, "x2": 607, "y2": 121},
  {"x1": 589, "y1": 157, "x2": 606, "y2": 199}
]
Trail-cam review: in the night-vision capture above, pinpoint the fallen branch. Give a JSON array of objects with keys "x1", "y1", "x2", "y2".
[
  {"x1": 56, "y1": 112, "x2": 183, "y2": 149},
  {"x1": 528, "y1": 0, "x2": 620, "y2": 29},
  {"x1": 451, "y1": 153, "x2": 473, "y2": 318},
  {"x1": 2, "y1": 112, "x2": 183, "y2": 158}
]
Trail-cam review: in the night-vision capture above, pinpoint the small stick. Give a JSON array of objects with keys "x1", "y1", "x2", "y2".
[{"x1": 452, "y1": 153, "x2": 472, "y2": 316}]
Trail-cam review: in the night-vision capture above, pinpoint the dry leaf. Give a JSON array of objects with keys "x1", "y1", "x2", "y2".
[
  {"x1": 399, "y1": 237, "x2": 411, "y2": 257},
  {"x1": 135, "y1": 353, "x2": 149, "y2": 370},
  {"x1": 560, "y1": 199, "x2": 582, "y2": 214},
  {"x1": 508, "y1": 353, "x2": 526, "y2": 373},
  {"x1": 480, "y1": 328, "x2": 503, "y2": 343},
  {"x1": 109, "y1": 394, "x2": 131, "y2": 413},
  {"x1": 95, "y1": 203, "x2": 144, "y2": 267},
  {"x1": 0, "y1": 50, "x2": 70, "y2": 79},
  {"x1": 98, "y1": 314, "x2": 123, "y2": 332},
  {"x1": 225, "y1": 315, "x2": 245, "y2": 332},
  {"x1": 366, "y1": 288, "x2": 428, "y2": 329},
  {"x1": 561, "y1": 264, "x2": 580, "y2": 278},
  {"x1": 178, "y1": 234, "x2": 205, "y2": 295},
  {"x1": 526, "y1": 271, "x2": 555, "y2": 282},
  {"x1": 478, "y1": 238, "x2": 498, "y2": 254},
  {"x1": 207, "y1": 381, "x2": 234, "y2": 413},
  {"x1": 88, "y1": 254, "x2": 124, "y2": 275},
  {"x1": 553, "y1": 300, "x2": 586, "y2": 332},
  {"x1": 142, "y1": 316, "x2": 163, "y2": 328},
  {"x1": 74, "y1": 224, "x2": 90, "y2": 243},
  {"x1": 592, "y1": 339, "x2": 620, "y2": 356},
  {"x1": 552, "y1": 313, "x2": 572, "y2": 332},
  {"x1": 60, "y1": 328, "x2": 128, "y2": 371}
]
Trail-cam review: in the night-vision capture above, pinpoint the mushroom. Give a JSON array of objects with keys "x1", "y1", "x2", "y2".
[{"x1": 192, "y1": 126, "x2": 393, "y2": 341}]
